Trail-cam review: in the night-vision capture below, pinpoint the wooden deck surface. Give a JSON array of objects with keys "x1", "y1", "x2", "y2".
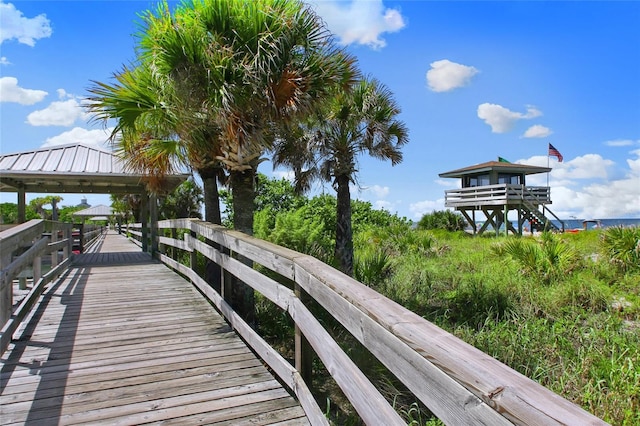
[{"x1": 1, "y1": 231, "x2": 308, "y2": 425}]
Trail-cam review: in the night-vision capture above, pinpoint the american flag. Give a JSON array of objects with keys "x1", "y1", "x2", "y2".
[{"x1": 548, "y1": 143, "x2": 563, "y2": 162}]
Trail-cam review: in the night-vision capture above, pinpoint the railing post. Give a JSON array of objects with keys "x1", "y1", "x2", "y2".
[
  {"x1": 222, "y1": 246, "x2": 232, "y2": 305},
  {"x1": 64, "y1": 226, "x2": 71, "y2": 261},
  {"x1": 295, "y1": 283, "x2": 314, "y2": 388},
  {"x1": 50, "y1": 224, "x2": 58, "y2": 268},
  {"x1": 188, "y1": 230, "x2": 198, "y2": 279},
  {"x1": 0, "y1": 251, "x2": 12, "y2": 326},
  {"x1": 150, "y1": 193, "x2": 158, "y2": 255},
  {"x1": 141, "y1": 192, "x2": 149, "y2": 253},
  {"x1": 32, "y1": 253, "x2": 42, "y2": 286},
  {"x1": 79, "y1": 223, "x2": 85, "y2": 253}
]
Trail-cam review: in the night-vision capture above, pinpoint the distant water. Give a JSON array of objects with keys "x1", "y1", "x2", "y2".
[
  {"x1": 552, "y1": 218, "x2": 640, "y2": 230},
  {"x1": 478, "y1": 218, "x2": 640, "y2": 231}
]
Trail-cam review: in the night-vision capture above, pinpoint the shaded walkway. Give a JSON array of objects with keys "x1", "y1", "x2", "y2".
[{"x1": 1, "y1": 231, "x2": 307, "y2": 425}]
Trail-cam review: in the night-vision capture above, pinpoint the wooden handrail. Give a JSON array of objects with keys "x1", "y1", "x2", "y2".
[
  {"x1": 0, "y1": 220, "x2": 75, "y2": 354},
  {"x1": 140, "y1": 219, "x2": 606, "y2": 425}
]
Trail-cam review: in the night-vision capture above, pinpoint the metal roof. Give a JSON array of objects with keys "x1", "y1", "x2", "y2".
[
  {"x1": 73, "y1": 204, "x2": 114, "y2": 217},
  {"x1": 439, "y1": 161, "x2": 551, "y2": 178},
  {"x1": 0, "y1": 143, "x2": 188, "y2": 194}
]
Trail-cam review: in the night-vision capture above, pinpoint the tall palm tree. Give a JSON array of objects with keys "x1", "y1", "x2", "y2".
[{"x1": 274, "y1": 77, "x2": 409, "y2": 276}]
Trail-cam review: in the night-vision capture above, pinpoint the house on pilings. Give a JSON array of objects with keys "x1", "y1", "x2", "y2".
[{"x1": 439, "y1": 160, "x2": 565, "y2": 235}]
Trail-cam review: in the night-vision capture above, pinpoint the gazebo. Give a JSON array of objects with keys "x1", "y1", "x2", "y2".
[
  {"x1": 0, "y1": 143, "x2": 189, "y2": 252},
  {"x1": 72, "y1": 204, "x2": 116, "y2": 223}
]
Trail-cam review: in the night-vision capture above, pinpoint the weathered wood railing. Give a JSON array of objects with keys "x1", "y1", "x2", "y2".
[
  {"x1": 128, "y1": 218, "x2": 606, "y2": 426},
  {"x1": 0, "y1": 220, "x2": 74, "y2": 354},
  {"x1": 72, "y1": 223, "x2": 105, "y2": 253},
  {"x1": 444, "y1": 184, "x2": 551, "y2": 207}
]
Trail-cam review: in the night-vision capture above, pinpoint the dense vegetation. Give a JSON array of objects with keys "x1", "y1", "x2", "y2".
[
  {"x1": 245, "y1": 176, "x2": 639, "y2": 425},
  {"x1": 1, "y1": 200, "x2": 84, "y2": 224}
]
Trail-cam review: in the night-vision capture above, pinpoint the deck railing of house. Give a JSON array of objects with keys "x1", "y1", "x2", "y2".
[
  {"x1": 444, "y1": 184, "x2": 550, "y2": 207},
  {"x1": 127, "y1": 218, "x2": 604, "y2": 426}
]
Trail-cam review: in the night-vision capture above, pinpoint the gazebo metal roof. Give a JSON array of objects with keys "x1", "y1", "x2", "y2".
[
  {"x1": 73, "y1": 204, "x2": 114, "y2": 218},
  {"x1": 0, "y1": 143, "x2": 188, "y2": 195}
]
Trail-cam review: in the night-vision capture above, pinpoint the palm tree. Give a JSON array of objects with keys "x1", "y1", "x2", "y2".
[
  {"x1": 90, "y1": 0, "x2": 355, "y2": 324},
  {"x1": 274, "y1": 77, "x2": 409, "y2": 276},
  {"x1": 87, "y1": 64, "x2": 225, "y2": 225},
  {"x1": 136, "y1": 0, "x2": 356, "y2": 235}
]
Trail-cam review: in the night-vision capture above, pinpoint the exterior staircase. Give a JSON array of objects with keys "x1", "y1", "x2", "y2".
[{"x1": 521, "y1": 198, "x2": 564, "y2": 232}]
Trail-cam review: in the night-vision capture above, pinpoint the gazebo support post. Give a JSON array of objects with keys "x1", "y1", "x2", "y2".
[{"x1": 17, "y1": 187, "x2": 26, "y2": 224}]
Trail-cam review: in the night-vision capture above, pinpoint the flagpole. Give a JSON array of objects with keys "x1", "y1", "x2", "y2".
[
  {"x1": 546, "y1": 142, "x2": 550, "y2": 187},
  {"x1": 544, "y1": 142, "x2": 550, "y2": 220}
]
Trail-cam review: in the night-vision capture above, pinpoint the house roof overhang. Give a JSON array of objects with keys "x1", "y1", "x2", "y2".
[{"x1": 439, "y1": 161, "x2": 551, "y2": 179}]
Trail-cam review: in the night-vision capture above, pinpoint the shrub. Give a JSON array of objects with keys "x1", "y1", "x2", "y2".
[
  {"x1": 601, "y1": 226, "x2": 640, "y2": 271},
  {"x1": 446, "y1": 276, "x2": 513, "y2": 328},
  {"x1": 417, "y1": 210, "x2": 467, "y2": 231},
  {"x1": 492, "y1": 232, "x2": 579, "y2": 284},
  {"x1": 354, "y1": 247, "x2": 392, "y2": 287}
]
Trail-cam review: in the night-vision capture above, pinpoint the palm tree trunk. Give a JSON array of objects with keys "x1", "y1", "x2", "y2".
[
  {"x1": 335, "y1": 174, "x2": 353, "y2": 276},
  {"x1": 199, "y1": 168, "x2": 221, "y2": 225},
  {"x1": 230, "y1": 168, "x2": 256, "y2": 328},
  {"x1": 198, "y1": 167, "x2": 223, "y2": 293}
]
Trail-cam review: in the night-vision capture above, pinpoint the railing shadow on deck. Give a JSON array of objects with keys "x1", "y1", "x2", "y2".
[
  {"x1": 16, "y1": 267, "x2": 89, "y2": 425},
  {"x1": 0, "y1": 222, "x2": 106, "y2": 356},
  {"x1": 126, "y1": 218, "x2": 607, "y2": 426}
]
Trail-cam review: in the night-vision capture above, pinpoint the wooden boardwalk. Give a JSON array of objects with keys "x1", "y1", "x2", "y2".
[{"x1": 0, "y1": 231, "x2": 308, "y2": 425}]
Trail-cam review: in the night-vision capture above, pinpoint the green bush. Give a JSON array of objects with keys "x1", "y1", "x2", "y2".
[
  {"x1": 354, "y1": 247, "x2": 392, "y2": 287},
  {"x1": 417, "y1": 210, "x2": 467, "y2": 231},
  {"x1": 601, "y1": 226, "x2": 640, "y2": 271},
  {"x1": 492, "y1": 232, "x2": 579, "y2": 284},
  {"x1": 446, "y1": 276, "x2": 513, "y2": 328}
]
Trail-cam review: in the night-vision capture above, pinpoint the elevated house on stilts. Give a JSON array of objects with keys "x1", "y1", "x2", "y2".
[{"x1": 439, "y1": 160, "x2": 565, "y2": 235}]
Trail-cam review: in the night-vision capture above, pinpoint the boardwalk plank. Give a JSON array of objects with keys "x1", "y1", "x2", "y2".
[{"x1": 0, "y1": 231, "x2": 308, "y2": 425}]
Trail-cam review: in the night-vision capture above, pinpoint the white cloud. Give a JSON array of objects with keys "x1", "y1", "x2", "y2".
[
  {"x1": 426, "y1": 59, "x2": 479, "y2": 92},
  {"x1": 604, "y1": 139, "x2": 638, "y2": 147},
  {"x1": 272, "y1": 169, "x2": 295, "y2": 181},
  {"x1": 363, "y1": 184, "x2": 390, "y2": 198},
  {"x1": 57, "y1": 88, "x2": 70, "y2": 99},
  {"x1": 477, "y1": 103, "x2": 542, "y2": 133},
  {"x1": 307, "y1": 0, "x2": 405, "y2": 49},
  {"x1": 409, "y1": 199, "x2": 445, "y2": 218},
  {"x1": 0, "y1": 2, "x2": 52, "y2": 46},
  {"x1": 520, "y1": 152, "x2": 639, "y2": 218},
  {"x1": 42, "y1": 127, "x2": 113, "y2": 148},
  {"x1": 374, "y1": 200, "x2": 393, "y2": 210},
  {"x1": 522, "y1": 124, "x2": 553, "y2": 138},
  {"x1": 435, "y1": 179, "x2": 459, "y2": 188},
  {"x1": 27, "y1": 97, "x2": 89, "y2": 126},
  {"x1": 550, "y1": 178, "x2": 640, "y2": 219},
  {"x1": 0, "y1": 76, "x2": 47, "y2": 105},
  {"x1": 0, "y1": 56, "x2": 10, "y2": 65},
  {"x1": 628, "y1": 149, "x2": 640, "y2": 174}
]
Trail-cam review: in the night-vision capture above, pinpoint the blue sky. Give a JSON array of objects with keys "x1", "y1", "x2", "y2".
[{"x1": 1, "y1": 0, "x2": 639, "y2": 220}]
